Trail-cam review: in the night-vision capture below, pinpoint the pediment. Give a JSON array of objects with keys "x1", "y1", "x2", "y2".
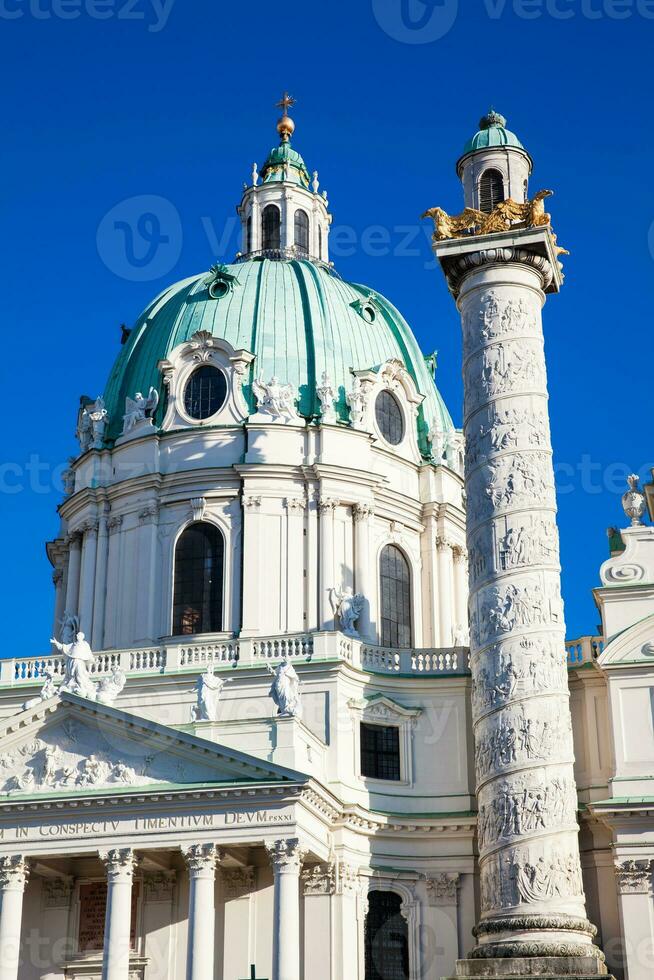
[
  {"x1": 0, "y1": 694, "x2": 306, "y2": 799},
  {"x1": 348, "y1": 694, "x2": 422, "y2": 721},
  {"x1": 597, "y1": 614, "x2": 654, "y2": 669}
]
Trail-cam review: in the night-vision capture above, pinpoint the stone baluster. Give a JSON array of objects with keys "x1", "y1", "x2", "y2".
[
  {"x1": 266, "y1": 838, "x2": 303, "y2": 980},
  {"x1": 99, "y1": 848, "x2": 136, "y2": 980},
  {"x1": 183, "y1": 844, "x2": 221, "y2": 980},
  {"x1": 0, "y1": 856, "x2": 29, "y2": 980}
]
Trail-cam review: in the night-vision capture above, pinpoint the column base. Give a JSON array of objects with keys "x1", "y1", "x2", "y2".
[{"x1": 444, "y1": 954, "x2": 611, "y2": 978}]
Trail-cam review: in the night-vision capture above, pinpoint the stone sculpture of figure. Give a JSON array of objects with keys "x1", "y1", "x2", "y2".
[
  {"x1": 453, "y1": 624, "x2": 469, "y2": 647},
  {"x1": 21, "y1": 667, "x2": 58, "y2": 712},
  {"x1": 346, "y1": 376, "x2": 368, "y2": 429},
  {"x1": 50, "y1": 632, "x2": 97, "y2": 701},
  {"x1": 445, "y1": 429, "x2": 465, "y2": 476},
  {"x1": 76, "y1": 398, "x2": 94, "y2": 452},
  {"x1": 41, "y1": 745, "x2": 60, "y2": 786},
  {"x1": 252, "y1": 376, "x2": 298, "y2": 422},
  {"x1": 429, "y1": 424, "x2": 447, "y2": 463},
  {"x1": 78, "y1": 754, "x2": 108, "y2": 787},
  {"x1": 190, "y1": 666, "x2": 231, "y2": 722},
  {"x1": 122, "y1": 387, "x2": 159, "y2": 434},
  {"x1": 316, "y1": 372, "x2": 337, "y2": 424},
  {"x1": 59, "y1": 612, "x2": 80, "y2": 645},
  {"x1": 267, "y1": 660, "x2": 302, "y2": 719},
  {"x1": 96, "y1": 668, "x2": 127, "y2": 705},
  {"x1": 88, "y1": 397, "x2": 108, "y2": 449},
  {"x1": 330, "y1": 587, "x2": 365, "y2": 638},
  {"x1": 62, "y1": 460, "x2": 76, "y2": 496}
]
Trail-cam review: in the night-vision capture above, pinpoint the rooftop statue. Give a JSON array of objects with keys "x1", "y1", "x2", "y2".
[
  {"x1": 267, "y1": 660, "x2": 302, "y2": 719},
  {"x1": 50, "y1": 632, "x2": 97, "y2": 701},
  {"x1": 330, "y1": 586, "x2": 365, "y2": 638},
  {"x1": 423, "y1": 190, "x2": 560, "y2": 242},
  {"x1": 190, "y1": 665, "x2": 232, "y2": 722},
  {"x1": 122, "y1": 387, "x2": 159, "y2": 434},
  {"x1": 252, "y1": 375, "x2": 299, "y2": 422}
]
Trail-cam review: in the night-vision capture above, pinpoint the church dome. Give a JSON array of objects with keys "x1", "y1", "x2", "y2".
[
  {"x1": 102, "y1": 257, "x2": 453, "y2": 453},
  {"x1": 461, "y1": 109, "x2": 526, "y2": 155}
]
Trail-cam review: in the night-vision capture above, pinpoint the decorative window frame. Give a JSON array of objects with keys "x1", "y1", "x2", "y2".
[
  {"x1": 348, "y1": 695, "x2": 422, "y2": 788},
  {"x1": 352, "y1": 359, "x2": 424, "y2": 464},
  {"x1": 374, "y1": 531, "x2": 423, "y2": 649},
  {"x1": 158, "y1": 331, "x2": 255, "y2": 430},
  {"x1": 365, "y1": 876, "x2": 422, "y2": 980},
  {"x1": 166, "y1": 509, "x2": 233, "y2": 640}
]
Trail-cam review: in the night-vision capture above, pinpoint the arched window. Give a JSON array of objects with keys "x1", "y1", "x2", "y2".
[
  {"x1": 294, "y1": 209, "x2": 309, "y2": 254},
  {"x1": 365, "y1": 891, "x2": 409, "y2": 980},
  {"x1": 246, "y1": 215, "x2": 252, "y2": 253},
  {"x1": 262, "y1": 204, "x2": 281, "y2": 251},
  {"x1": 173, "y1": 523, "x2": 224, "y2": 636},
  {"x1": 380, "y1": 545, "x2": 411, "y2": 648},
  {"x1": 479, "y1": 168, "x2": 505, "y2": 214}
]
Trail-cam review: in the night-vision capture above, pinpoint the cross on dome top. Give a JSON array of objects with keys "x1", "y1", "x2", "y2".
[{"x1": 276, "y1": 91, "x2": 296, "y2": 142}]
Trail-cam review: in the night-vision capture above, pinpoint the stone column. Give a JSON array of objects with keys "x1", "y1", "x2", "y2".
[
  {"x1": 614, "y1": 859, "x2": 654, "y2": 980},
  {"x1": 64, "y1": 531, "x2": 82, "y2": 619},
  {"x1": 78, "y1": 520, "x2": 99, "y2": 638},
  {"x1": 104, "y1": 515, "x2": 123, "y2": 649},
  {"x1": 100, "y1": 848, "x2": 136, "y2": 980},
  {"x1": 222, "y1": 867, "x2": 255, "y2": 979},
  {"x1": 353, "y1": 503, "x2": 374, "y2": 641},
  {"x1": 434, "y1": 236, "x2": 600, "y2": 968},
  {"x1": 302, "y1": 863, "x2": 335, "y2": 979},
  {"x1": 266, "y1": 838, "x2": 303, "y2": 980},
  {"x1": 319, "y1": 498, "x2": 339, "y2": 630},
  {"x1": 136, "y1": 503, "x2": 159, "y2": 642},
  {"x1": 92, "y1": 505, "x2": 110, "y2": 650},
  {"x1": 183, "y1": 844, "x2": 220, "y2": 980},
  {"x1": 436, "y1": 537, "x2": 454, "y2": 647},
  {"x1": 0, "y1": 856, "x2": 28, "y2": 980},
  {"x1": 423, "y1": 873, "x2": 460, "y2": 980},
  {"x1": 241, "y1": 495, "x2": 263, "y2": 636},
  {"x1": 285, "y1": 497, "x2": 306, "y2": 634},
  {"x1": 452, "y1": 545, "x2": 468, "y2": 643},
  {"x1": 52, "y1": 566, "x2": 66, "y2": 638}
]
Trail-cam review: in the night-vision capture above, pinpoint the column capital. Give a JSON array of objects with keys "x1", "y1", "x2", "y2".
[
  {"x1": 353, "y1": 502, "x2": 374, "y2": 523},
  {"x1": 302, "y1": 862, "x2": 335, "y2": 896},
  {"x1": 435, "y1": 535, "x2": 453, "y2": 552},
  {"x1": 425, "y1": 872, "x2": 460, "y2": 906},
  {"x1": 138, "y1": 503, "x2": 159, "y2": 525},
  {"x1": 143, "y1": 870, "x2": 176, "y2": 903},
  {"x1": 0, "y1": 855, "x2": 29, "y2": 892},
  {"x1": 183, "y1": 843, "x2": 222, "y2": 878},
  {"x1": 99, "y1": 847, "x2": 137, "y2": 883},
  {"x1": 319, "y1": 497, "x2": 340, "y2": 514},
  {"x1": 222, "y1": 866, "x2": 255, "y2": 900},
  {"x1": 285, "y1": 496, "x2": 307, "y2": 513},
  {"x1": 107, "y1": 514, "x2": 124, "y2": 534},
  {"x1": 266, "y1": 837, "x2": 304, "y2": 875},
  {"x1": 614, "y1": 858, "x2": 653, "y2": 895},
  {"x1": 242, "y1": 494, "x2": 262, "y2": 510},
  {"x1": 79, "y1": 519, "x2": 99, "y2": 538},
  {"x1": 66, "y1": 529, "x2": 83, "y2": 549}
]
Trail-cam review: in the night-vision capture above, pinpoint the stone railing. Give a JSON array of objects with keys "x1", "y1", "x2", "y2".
[
  {"x1": 0, "y1": 632, "x2": 470, "y2": 687},
  {"x1": 566, "y1": 635, "x2": 604, "y2": 668}
]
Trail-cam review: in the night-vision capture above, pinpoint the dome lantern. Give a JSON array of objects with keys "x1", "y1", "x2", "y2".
[
  {"x1": 456, "y1": 108, "x2": 533, "y2": 213},
  {"x1": 236, "y1": 94, "x2": 332, "y2": 264}
]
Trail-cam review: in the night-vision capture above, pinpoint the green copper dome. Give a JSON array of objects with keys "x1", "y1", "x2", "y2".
[
  {"x1": 462, "y1": 109, "x2": 526, "y2": 155},
  {"x1": 260, "y1": 140, "x2": 311, "y2": 188},
  {"x1": 103, "y1": 259, "x2": 454, "y2": 456}
]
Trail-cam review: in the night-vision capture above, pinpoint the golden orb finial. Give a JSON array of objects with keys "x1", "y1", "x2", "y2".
[{"x1": 275, "y1": 91, "x2": 296, "y2": 143}]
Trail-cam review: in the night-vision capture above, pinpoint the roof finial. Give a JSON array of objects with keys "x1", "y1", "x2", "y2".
[
  {"x1": 276, "y1": 91, "x2": 296, "y2": 143},
  {"x1": 480, "y1": 108, "x2": 507, "y2": 130}
]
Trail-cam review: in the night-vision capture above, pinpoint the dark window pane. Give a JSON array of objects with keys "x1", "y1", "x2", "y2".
[
  {"x1": 380, "y1": 545, "x2": 411, "y2": 648},
  {"x1": 479, "y1": 169, "x2": 505, "y2": 214},
  {"x1": 294, "y1": 209, "x2": 309, "y2": 253},
  {"x1": 246, "y1": 215, "x2": 252, "y2": 253},
  {"x1": 365, "y1": 891, "x2": 409, "y2": 980},
  {"x1": 262, "y1": 204, "x2": 281, "y2": 250},
  {"x1": 173, "y1": 523, "x2": 224, "y2": 636},
  {"x1": 183, "y1": 366, "x2": 227, "y2": 421},
  {"x1": 361, "y1": 723, "x2": 401, "y2": 781},
  {"x1": 375, "y1": 391, "x2": 404, "y2": 446}
]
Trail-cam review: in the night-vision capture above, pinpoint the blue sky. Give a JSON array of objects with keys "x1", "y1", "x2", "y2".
[{"x1": 2, "y1": 0, "x2": 652, "y2": 651}]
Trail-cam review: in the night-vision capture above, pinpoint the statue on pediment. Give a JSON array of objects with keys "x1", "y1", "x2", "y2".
[
  {"x1": 21, "y1": 667, "x2": 58, "y2": 712},
  {"x1": 96, "y1": 668, "x2": 126, "y2": 705},
  {"x1": 268, "y1": 660, "x2": 302, "y2": 719},
  {"x1": 190, "y1": 666, "x2": 231, "y2": 722},
  {"x1": 50, "y1": 632, "x2": 97, "y2": 701}
]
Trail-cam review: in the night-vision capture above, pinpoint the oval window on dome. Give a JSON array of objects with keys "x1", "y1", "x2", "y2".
[
  {"x1": 375, "y1": 390, "x2": 404, "y2": 446},
  {"x1": 183, "y1": 365, "x2": 227, "y2": 421},
  {"x1": 361, "y1": 304, "x2": 376, "y2": 323}
]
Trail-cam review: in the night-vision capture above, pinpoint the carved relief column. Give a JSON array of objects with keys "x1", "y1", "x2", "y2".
[
  {"x1": 99, "y1": 848, "x2": 136, "y2": 980},
  {"x1": 0, "y1": 856, "x2": 29, "y2": 980},
  {"x1": 241, "y1": 495, "x2": 263, "y2": 636},
  {"x1": 352, "y1": 503, "x2": 374, "y2": 641},
  {"x1": 433, "y1": 233, "x2": 599, "y2": 965},
  {"x1": 266, "y1": 838, "x2": 303, "y2": 980},
  {"x1": 78, "y1": 520, "x2": 99, "y2": 637},
  {"x1": 183, "y1": 844, "x2": 221, "y2": 980},
  {"x1": 285, "y1": 497, "x2": 306, "y2": 634},
  {"x1": 104, "y1": 515, "x2": 123, "y2": 649},
  {"x1": 64, "y1": 530, "x2": 82, "y2": 620},
  {"x1": 436, "y1": 537, "x2": 454, "y2": 647},
  {"x1": 319, "y1": 498, "x2": 339, "y2": 631},
  {"x1": 614, "y1": 859, "x2": 654, "y2": 980},
  {"x1": 92, "y1": 504, "x2": 110, "y2": 650}
]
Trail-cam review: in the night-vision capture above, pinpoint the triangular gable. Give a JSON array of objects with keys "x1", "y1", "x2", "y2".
[
  {"x1": 0, "y1": 693, "x2": 308, "y2": 800},
  {"x1": 597, "y1": 613, "x2": 654, "y2": 669}
]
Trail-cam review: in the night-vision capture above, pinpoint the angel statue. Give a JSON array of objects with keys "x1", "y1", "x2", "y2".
[
  {"x1": 21, "y1": 667, "x2": 58, "y2": 712},
  {"x1": 252, "y1": 376, "x2": 298, "y2": 423},
  {"x1": 267, "y1": 660, "x2": 302, "y2": 719},
  {"x1": 122, "y1": 387, "x2": 159, "y2": 434},
  {"x1": 96, "y1": 667, "x2": 127, "y2": 706},
  {"x1": 190, "y1": 665, "x2": 232, "y2": 722},
  {"x1": 330, "y1": 586, "x2": 365, "y2": 638},
  {"x1": 50, "y1": 632, "x2": 97, "y2": 701}
]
